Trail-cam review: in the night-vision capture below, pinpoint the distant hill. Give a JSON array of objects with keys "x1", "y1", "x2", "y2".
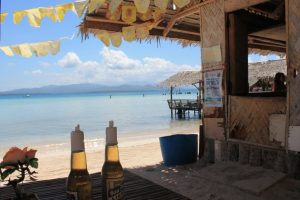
[{"x1": 0, "y1": 84, "x2": 164, "y2": 95}]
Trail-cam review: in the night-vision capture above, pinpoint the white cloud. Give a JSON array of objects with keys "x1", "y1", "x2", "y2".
[
  {"x1": 248, "y1": 54, "x2": 282, "y2": 63},
  {"x1": 53, "y1": 47, "x2": 200, "y2": 85},
  {"x1": 39, "y1": 62, "x2": 51, "y2": 68},
  {"x1": 58, "y1": 52, "x2": 82, "y2": 68},
  {"x1": 24, "y1": 69, "x2": 43, "y2": 75}
]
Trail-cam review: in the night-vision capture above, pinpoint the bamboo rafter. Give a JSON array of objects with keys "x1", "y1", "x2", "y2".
[{"x1": 163, "y1": 0, "x2": 214, "y2": 37}]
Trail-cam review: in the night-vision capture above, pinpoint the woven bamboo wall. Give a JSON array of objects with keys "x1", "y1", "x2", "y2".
[
  {"x1": 200, "y1": 0, "x2": 225, "y2": 64},
  {"x1": 287, "y1": 0, "x2": 300, "y2": 126},
  {"x1": 200, "y1": 0, "x2": 226, "y2": 139},
  {"x1": 229, "y1": 96, "x2": 286, "y2": 145}
]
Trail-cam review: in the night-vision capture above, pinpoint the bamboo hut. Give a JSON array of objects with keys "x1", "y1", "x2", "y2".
[
  {"x1": 249, "y1": 59, "x2": 286, "y2": 91},
  {"x1": 80, "y1": 0, "x2": 300, "y2": 178},
  {"x1": 159, "y1": 70, "x2": 203, "y2": 118}
]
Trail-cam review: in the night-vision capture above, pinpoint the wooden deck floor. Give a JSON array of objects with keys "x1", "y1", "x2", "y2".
[{"x1": 0, "y1": 170, "x2": 190, "y2": 200}]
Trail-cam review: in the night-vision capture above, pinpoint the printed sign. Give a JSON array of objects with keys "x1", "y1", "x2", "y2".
[{"x1": 204, "y1": 70, "x2": 223, "y2": 107}]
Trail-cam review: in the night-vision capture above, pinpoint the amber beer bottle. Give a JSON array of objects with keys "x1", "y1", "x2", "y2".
[
  {"x1": 66, "y1": 125, "x2": 92, "y2": 200},
  {"x1": 102, "y1": 121, "x2": 124, "y2": 200}
]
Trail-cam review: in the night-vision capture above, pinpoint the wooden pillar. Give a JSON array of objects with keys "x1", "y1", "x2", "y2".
[
  {"x1": 170, "y1": 86, "x2": 174, "y2": 118},
  {"x1": 200, "y1": 0, "x2": 227, "y2": 161},
  {"x1": 228, "y1": 13, "x2": 249, "y2": 95},
  {"x1": 286, "y1": 0, "x2": 300, "y2": 152}
]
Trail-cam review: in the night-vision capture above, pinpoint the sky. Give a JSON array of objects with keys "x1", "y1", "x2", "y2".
[{"x1": 0, "y1": 0, "x2": 282, "y2": 92}]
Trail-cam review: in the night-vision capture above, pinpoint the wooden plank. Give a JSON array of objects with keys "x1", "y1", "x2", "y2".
[
  {"x1": 83, "y1": 18, "x2": 201, "y2": 42},
  {"x1": 163, "y1": 0, "x2": 214, "y2": 37},
  {"x1": 286, "y1": 0, "x2": 300, "y2": 127},
  {"x1": 228, "y1": 13, "x2": 249, "y2": 95},
  {"x1": 200, "y1": 0, "x2": 226, "y2": 141},
  {"x1": 225, "y1": 0, "x2": 270, "y2": 13},
  {"x1": 0, "y1": 170, "x2": 190, "y2": 200}
]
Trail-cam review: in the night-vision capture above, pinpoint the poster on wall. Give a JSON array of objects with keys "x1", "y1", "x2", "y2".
[{"x1": 204, "y1": 70, "x2": 223, "y2": 107}]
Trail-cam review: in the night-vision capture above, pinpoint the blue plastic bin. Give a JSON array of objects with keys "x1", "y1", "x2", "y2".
[{"x1": 159, "y1": 134, "x2": 198, "y2": 167}]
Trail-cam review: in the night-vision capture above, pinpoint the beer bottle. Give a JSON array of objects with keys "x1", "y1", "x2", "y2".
[
  {"x1": 67, "y1": 125, "x2": 92, "y2": 200},
  {"x1": 102, "y1": 121, "x2": 124, "y2": 200}
]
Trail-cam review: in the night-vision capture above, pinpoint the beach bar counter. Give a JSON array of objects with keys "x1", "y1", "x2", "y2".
[{"x1": 78, "y1": 0, "x2": 300, "y2": 177}]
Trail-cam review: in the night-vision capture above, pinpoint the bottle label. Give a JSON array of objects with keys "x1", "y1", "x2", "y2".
[
  {"x1": 105, "y1": 177, "x2": 124, "y2": 200},
  {"x1": 67, "y1": 191, "x2": 78, "y2": 200}
]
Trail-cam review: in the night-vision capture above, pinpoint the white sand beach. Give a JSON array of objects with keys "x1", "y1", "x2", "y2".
[{"x1": 34, "y1": 127, "x2": 199, "y2": 181}]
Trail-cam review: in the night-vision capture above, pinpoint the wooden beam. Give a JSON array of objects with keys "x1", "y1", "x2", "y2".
[
  {"x1": 225, "y1": 0, "x2": 270, "y2": 12},
  {"x1": 228, "y1": 14, "x2": 249, "y2": 95},
  {"x1": 248, "y1": 43, "x2": 286, "y2": 53},
  {"x1": 83, "y1": 19, "x2": 201, "y2": 42},
  {"x1": 163, "y1": 0, "x2": 214, "y2": 37},
  {"x1": 248, "y1": 35, "x2": 286, "y2": 46}
]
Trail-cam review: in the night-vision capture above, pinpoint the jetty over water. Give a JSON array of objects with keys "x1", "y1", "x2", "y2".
[{"x1": 160, "y1": 71, "x2": 202, "y2": 118}]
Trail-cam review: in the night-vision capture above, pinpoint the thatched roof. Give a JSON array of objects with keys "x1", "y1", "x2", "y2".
[
  {"x1": 80, "y1": 0, "x2": 286, "y2": 55},
  {"x1": 159, "y1": 70, "x2": 202, "y2": 87},
  {"x1": 248, "y1": 59, "x2": 286, "y2": 86}
]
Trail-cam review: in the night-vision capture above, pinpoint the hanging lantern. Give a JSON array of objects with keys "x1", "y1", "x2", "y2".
[
  {"x1": 152, "y1": 7, "x2": 163, "y2": 21},
  {"x1": 173, "y1": 0, "x2": 190, "y2": 8},
  {"x1": 122, "y1": 26, "x2": 136, "y2": 42},
  {"x1": 154, "y1": 0, "x2": 170, "y2": 12},
  {"x1": 110, "y1": 32, "x2": 122, "y2": 47},
  {"x1": 106, "y1": 6, "x2": 121, "y2": 21},
  {"x1": 137, "y1": 9, "x2": 152, "y2": 21},
  {"x1": 136, "y1": 26, "x2": 149, "y2": 39},
  {"x1": 110, "y1": 0, "x2": 123, "y2": 13},
  {"x1": 88, "y1": 0, "x2": 105, "y2": 13},
  {"x1": 121, "y1": 5, "x2": 136, "y2": 24},
  {"x1": 74, "y1": 0, "x2": 88, "y2": 17},
  {"x1": 133, "y1": 0, "x2": 150, "y2": 14},
  {"x1": 97, "y1": 31, "x2": 110, "y2": 46}
]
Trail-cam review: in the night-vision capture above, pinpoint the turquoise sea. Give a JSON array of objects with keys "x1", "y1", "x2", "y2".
[{"x1": 0, "y1": 91, "x2": 201, "y2": 155}]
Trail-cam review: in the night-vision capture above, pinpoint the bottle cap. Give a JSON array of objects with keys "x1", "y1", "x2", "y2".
[
  {"x1": 71, "y1": 125, "x2": 85, "y2": 152},
  {"x1": 106, "y1": 120, "x2": 118, "y2": 145}
]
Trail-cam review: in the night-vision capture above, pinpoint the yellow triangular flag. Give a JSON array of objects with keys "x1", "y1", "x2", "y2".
[
  {"x1": 11, "y1": 46, "x2": 21, "y2": 55},
  {"x1": 134, "y1": 0, "x2": 150, "y2": 14},
  {"x1": 19, "y1": 44, "x2": 33, "y2": 58},
  {"x1": 137, "y1": 9, "x2": 152, "y2": 21},
  {"x1": 173, "y1": 0, "x2": 190, "y2": 8},
  {"x1": 97, "y1": 31, "x2": 110, "y2": 47},
  {"x1": 49, "y1": 41, "x2": 61, "y2": 55},
  {"x1": 74, "y1": 0, "x2": 88, "y2": 17},
  {"x1": 154, "y1": 0, "x2": 169, "y2": 12},
  {"x1": 152, "y1": 8, "x2": 163, "y2": 21},
  {"x1": 30, "y1": 42, "x2": 51, "y2": 56},
  {"x1": 0, "y1": 46, "x2": 14, "y2": 56},
  {"x1": 110, "y1": 32, "x2": 122, "y2": 47},
  {"x1": 13, "y1": 10, "x2": 27, "y2": 24},
  {"x1": 26, "y1": 8, "x2": 42, "y2": 28},
  {"x1": 56, "y1": 3, "x2": 74, "y2": 22},
  {"x1": 136, "y1": 26, "x2": 149, "y2": 39},
  {"x1": 39, "y1": 7, "x2": 57, "y2": 22},
  {"x1": 122, "y1": 26, "x2": 136, "y2": 42},
  {"x1": 110, "y1": 0, "x2": 123, "y2": 13},
  {"x1": 106, "y1": 6, "x2": 121, "y2": 21},
  {"x1": 0, "y1": 13, "x2": 8, "y2": 24},
  {"x1": 88, "y1": 0, "x2": 105, "y2": 13},
  {"x1": 122, "y1": 5, "x2": 137, "y2": 24}
]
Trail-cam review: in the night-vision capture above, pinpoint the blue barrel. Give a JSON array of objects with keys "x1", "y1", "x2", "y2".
[{"x1": 159, "y1": 134, "x2": 198, "y2": 167}]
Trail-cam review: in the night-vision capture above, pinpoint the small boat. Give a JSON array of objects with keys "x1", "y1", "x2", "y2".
[{"x1": 25, "y1": 94, "x2": 31, "y2": 97}]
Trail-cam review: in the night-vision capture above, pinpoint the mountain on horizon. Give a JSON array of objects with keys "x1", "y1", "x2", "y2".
[{"x1": 0, "y1": 83, "x2": 164, "y2": 95}]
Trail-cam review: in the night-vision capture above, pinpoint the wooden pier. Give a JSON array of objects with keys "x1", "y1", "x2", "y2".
[{"x1": 167, "y1": 99, "x2": 202, "y2": 118}]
